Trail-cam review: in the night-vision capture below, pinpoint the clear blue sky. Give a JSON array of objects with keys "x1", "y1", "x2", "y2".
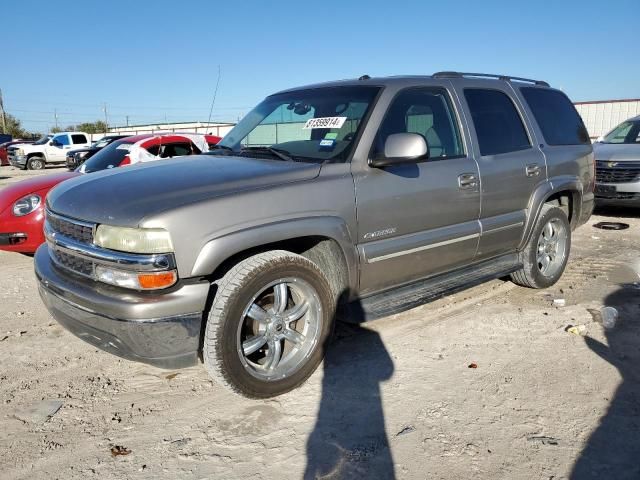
[{"x1": 3, "y1": 0, "x2": 638, "y2": 133}]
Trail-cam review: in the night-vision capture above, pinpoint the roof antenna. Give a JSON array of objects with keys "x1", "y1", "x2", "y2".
[
  {"x1": 207, "y1": 65, "x2": 222, "y2": 126},
  {"x1": 358, "y1": 74, "x2": 371, "y2": 81}
]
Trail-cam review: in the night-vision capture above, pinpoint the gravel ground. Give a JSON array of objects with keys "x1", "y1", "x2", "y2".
[{"x1": 0, "y1": 165, "x2": 639, "y2": 479}]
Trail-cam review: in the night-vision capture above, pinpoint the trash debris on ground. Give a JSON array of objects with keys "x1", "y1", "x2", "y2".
[
  {"x1": 14, "y1": 400, "x2": 63, "y2": 424},
  {"x1": 601, "y1": 306, "x2": 618, "y2": 330},
  {"x1": 468, "y1": 363, "x2": 478, "y2": 369},
  {"x1": 527, "y1": 435, "x2": 559, "y2": 445},
  {"x1": 593, "y1": 222, "x2": 629, "y2": 231},
  {"x1": 0, "y1": 335, "x2": 8, "y2": 342},
  {"x1": 552, "y1": 298, "x2": 566, "y2": 307},
  {"x1": 565, "y1": 324, "x2": 587, "y2": 336},
  {"x1": 165, "y1": 373, "x2": 179, "y2": 380},
  {"x1": 395, "y1": 425, "x2": 416, "y2": 437},
  {"x1": 110, "y1": 445, "x2": 131, "y2": 457}
]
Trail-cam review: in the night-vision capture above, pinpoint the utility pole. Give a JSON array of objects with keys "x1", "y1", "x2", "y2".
[
  {"x1": 0, "y1": 88, "x2": 6, "y2": 134},
  {"x1": 102, "y1": 103, "x2": 108, "y2": 132},
  {"x1": 54, "y1": 109, "x2": 59, "y2": 130},
  {"x1": 125, "y1": 115, "x2": 129, "y2": 127}
]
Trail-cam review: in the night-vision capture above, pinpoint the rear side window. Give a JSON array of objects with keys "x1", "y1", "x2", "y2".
[
  {"x1": 464, "y1": 89, "x2": 531, "y2": 156},
  {"x1": 521, "y1": 88, "x2": 590, "y2": 145},
  {"x1": 71, "y1": 134, "x2": 88, "y2": 144},
  {"x1": 81, "y1": 140, "x2": 131, "y2": 172}
]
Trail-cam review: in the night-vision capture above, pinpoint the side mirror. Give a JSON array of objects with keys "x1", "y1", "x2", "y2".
[{"x1": 370, "y1": 133, "x2": 428, "y2": 168}]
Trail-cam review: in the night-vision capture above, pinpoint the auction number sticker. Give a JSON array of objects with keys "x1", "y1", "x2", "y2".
[{"x1": 303, "y1": 117, "x2": 347, "y2": 129}]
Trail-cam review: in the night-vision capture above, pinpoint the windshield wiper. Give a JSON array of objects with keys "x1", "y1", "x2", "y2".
[{"x1": 241, "y1": 146, "x2": 294, "y2": 162}]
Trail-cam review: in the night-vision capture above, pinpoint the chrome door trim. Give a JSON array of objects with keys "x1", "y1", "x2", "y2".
[
  {"x1": 367, "y1": 232, "x2": 480, "y2": 264},
  {"x1": 482, "y1": 221, "x2": 524, "y2": 234}
]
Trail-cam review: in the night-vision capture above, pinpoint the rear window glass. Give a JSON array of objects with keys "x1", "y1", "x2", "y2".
[
  {"x1": 80, "y1": 140, "x2": 132, "y2": 172},
  {"x1": 521, "y1": 88, "x2": 590, "y2": 145},
  {"x1": 464, "y1": 89, "x2": 531, "y2": 156},
  {"x1": 71, "y1": 134, "x2": 88, "y2": 144}
]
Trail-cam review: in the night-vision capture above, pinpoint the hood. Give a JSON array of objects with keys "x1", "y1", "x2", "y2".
[
  {"x1": 0, "y1": 172, "x2": 79, "y2": 215},
  {"x1": 593, "y1": 143, "x2": 640, "y2": 161},
  {"x1": 47, "y1": 155, "x2": 322, "y2": 226}
]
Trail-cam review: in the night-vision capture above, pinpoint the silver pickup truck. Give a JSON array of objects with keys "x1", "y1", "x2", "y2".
[{"x1": 36, "y1": 72, "x2": 594, "y2": 397}]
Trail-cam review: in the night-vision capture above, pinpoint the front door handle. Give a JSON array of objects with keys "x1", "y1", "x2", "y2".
[
  {"x1": 526, "y1": 164, "x2": 541, "y2": 177},
  {"x1": 458, "y1": 173, "x2": 477, "y2": 189}
]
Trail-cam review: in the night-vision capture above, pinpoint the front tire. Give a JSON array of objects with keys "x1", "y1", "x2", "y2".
[
  {"x1": 511, "y1": 204, "x2": 571, "y2": 289},
  {"x1": 27, "y1": 156, "x2": 45, "y2": 170},
  {"x1": 203, "y1": 250, "x2": 335, "y2": 398}
]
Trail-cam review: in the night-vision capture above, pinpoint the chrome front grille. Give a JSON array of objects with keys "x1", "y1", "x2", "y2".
[
  {"x1": 51, "y1": 248, "x2": 94, "y2": 277},
  {"x1": 596, "y1": 161, "x2": 640, "y2": 184},
  {"x1": 46, "y1": 210, "x2": 94, "y2": 244}
]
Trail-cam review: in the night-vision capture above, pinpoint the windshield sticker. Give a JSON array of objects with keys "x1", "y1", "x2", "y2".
[
  {"x1": 324, "y1": 132, "x2": 338, "y2": 140},
  {"x1": 303, "y1": 117, "x2": 347, "y2": 129},
  {"x1": 319, "y1": 139, "x2": 335, "y2": 147},
  {"x1": 116, "y1": 144, "x2": 132, "y2": 151}
]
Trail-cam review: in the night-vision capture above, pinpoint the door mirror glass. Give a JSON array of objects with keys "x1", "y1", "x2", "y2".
[{"x1": 370, "y1": 133, "x2": 428, "y2": 167}]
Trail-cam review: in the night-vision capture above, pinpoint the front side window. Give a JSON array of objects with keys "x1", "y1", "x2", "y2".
[
  {"x1": 215, "y1": 86, "x2": 381, "y2": 163},
  {"x1": 464, "y1": 89, "x2": 531, "y2": 156},
  {"x1": 602, "y1": 120, "x2": 640, "y2": 144},
  {"x1": 52, "y1": 134, "x2": 70, "y2": 146},
  {"x1": 521, "y1": 88, "x2": 590, "y2": 145},
  {"x1": 371, "y1": 87, "x2": 464, "y2": 159}
]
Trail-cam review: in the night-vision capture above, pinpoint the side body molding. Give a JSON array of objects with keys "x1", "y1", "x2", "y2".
[
  {"x1": 519, "y1": 175, "x2": 583, "y2": 250},
  {"x1": 191, "y1": 216, "x2": 359, "y2": 291}
]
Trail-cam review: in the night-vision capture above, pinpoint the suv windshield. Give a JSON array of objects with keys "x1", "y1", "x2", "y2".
[
  {"x1": 602, "y1": 119, "x2": 640, "y2": 144},
  {"x1": 215, "y1": 86, "x2": 381, "y2": 162},
  {"x1": 79, "y1": 139, "x2": 133, "y2": 173}
]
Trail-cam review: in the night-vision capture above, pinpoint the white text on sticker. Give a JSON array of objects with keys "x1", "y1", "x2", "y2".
[{"x1": 303, "y1": 117, "x2": 347, "y2": 129}]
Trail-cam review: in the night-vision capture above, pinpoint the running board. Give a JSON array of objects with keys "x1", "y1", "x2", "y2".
[{"x1": 341, "y1": 253, "x2": 521, "y2": 323}]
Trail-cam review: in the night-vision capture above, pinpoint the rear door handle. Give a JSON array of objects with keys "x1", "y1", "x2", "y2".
[
  {"x1": 458, "y1": 173, "x2": 477, "y2": 189},
  {"x1": 526, "y1": 164, "x2": 541, "y2": 177}
]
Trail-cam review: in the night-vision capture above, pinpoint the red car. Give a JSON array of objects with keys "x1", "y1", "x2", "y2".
[
  {"x1": 0, "y1": 140, "x2": 35, "y2": 166},
  {"x1": 0, "y1": 133, "x2": 220, "y2": 253}
]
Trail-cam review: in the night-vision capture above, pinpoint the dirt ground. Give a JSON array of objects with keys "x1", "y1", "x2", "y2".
[{"x1": 0, "y1": 165, "x2": 639, "y2": 480}]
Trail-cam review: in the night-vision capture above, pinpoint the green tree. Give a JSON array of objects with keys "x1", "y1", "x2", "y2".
[
  {"x1": 1, "y1": 113, "x2": 31, "y2": 138},
  {"x1": 72, "y1": 120, "x2": 108, "y2": 134},
  {"x1": 51, "y1": 126, "x2": 63, "y2": 134}
]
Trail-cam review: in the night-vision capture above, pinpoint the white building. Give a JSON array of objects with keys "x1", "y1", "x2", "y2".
[
  {"x1": 574, "y1": 99, "x2": 640, "y2": 140},
  {"x1": 108, "y1": 121, "x2": 235, "y2": 138}
]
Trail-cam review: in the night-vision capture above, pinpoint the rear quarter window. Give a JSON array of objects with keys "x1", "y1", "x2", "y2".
[
  {"x1": 71, "y1": 134, "x2": 88, "y2": 144},
  {"x1": 520, "y1": 88, "x2": 590, "y2": 145}
]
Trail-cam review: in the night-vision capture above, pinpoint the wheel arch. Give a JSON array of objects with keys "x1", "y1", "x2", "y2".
[
  {"x1": 192, "y1": 217, "x2": 358, "y2": 302},
  {"x1": 519, "y1": 177, "x2": 583, "y2": 250}
]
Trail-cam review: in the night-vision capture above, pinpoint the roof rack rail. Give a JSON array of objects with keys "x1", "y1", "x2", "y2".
[{"x1": 432, "y1": 71, "x2": 550, "y2": 87}]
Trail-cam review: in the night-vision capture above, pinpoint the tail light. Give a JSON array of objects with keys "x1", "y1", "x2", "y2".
[{"x1": 119, "y1": 155, "x2": 131, "y2": 166}]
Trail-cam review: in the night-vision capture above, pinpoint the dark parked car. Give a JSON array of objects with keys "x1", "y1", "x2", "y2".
[{"x1": 65, "y1": 135, "x2": 130, "y2": 170}]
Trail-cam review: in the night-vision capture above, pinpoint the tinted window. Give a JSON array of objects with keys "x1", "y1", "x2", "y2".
[
  {"x1": 71, "y1": 134, "x2": 88, "y2": 144},
  {"x1": 372, "y1": 88, "x2": 463, "y2": 159},
  {"x1": 159, "y1": 142, "x2": 195, "y2": 158},
  {"x1": 80, "y1": 140, "x2": 132, "y2": 172},
  {"x1": 53, "y1": 134, "x2": 70, "y2": 146},
  {"x1": 521, "y1": 88, "x2": 590, "y2": 145},
  {"x1": 464, "y1": 89, "x2": 531, "y2": 156}
]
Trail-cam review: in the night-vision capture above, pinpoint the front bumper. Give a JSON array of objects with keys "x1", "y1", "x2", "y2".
[
  {"x1": 595, "y1": 181, "x2": 640, "y2": 206},
  {"x1": 9, "y1": 154, "x2": 27, "y2": 167},
  {"x1": 35, "y1": 244, "x2": 210, "y2": 369}
]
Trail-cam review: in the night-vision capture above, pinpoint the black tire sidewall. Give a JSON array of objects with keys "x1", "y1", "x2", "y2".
[
  {"x1": 525, "y1": 207, "x2": 571, "y2": 288},
  {"x1": 209, "y1": 256, "x2": 334, "y2": 398}
]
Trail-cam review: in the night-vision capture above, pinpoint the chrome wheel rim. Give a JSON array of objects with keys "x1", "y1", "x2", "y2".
[
  {"x1": 31, "y1": 159, "x2": 42, "y2": 169},
  {"x1": 237, "y1": 277, "x2": 322, "y2": 381},
  {"x1": 536, "y1": 218, "x2": 567, "y2": 277}
]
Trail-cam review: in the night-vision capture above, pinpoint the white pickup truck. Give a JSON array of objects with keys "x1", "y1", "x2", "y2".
[{"x1": 9, "y1": 132, "x2": 92, "y2": 170}]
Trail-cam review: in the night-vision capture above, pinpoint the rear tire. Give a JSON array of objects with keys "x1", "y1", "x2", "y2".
[
  {"x1": 511, "y1": 204, "x2": 571, "y2": 289},
  {"x1": 27, "y1": 156, "x2": 45, "y2": 170},
  {"x1": 203, "y1": 250, "x2": 335, "y2": 398}
]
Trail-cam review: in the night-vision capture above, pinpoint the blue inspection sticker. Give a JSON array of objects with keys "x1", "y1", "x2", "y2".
[{"x1": 319, "y1": 139, "x2": 335, "y2": 147}]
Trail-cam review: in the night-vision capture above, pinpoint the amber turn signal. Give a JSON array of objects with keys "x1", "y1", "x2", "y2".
[{"x1": 137, "y1": 271, "x2": 177, "y2": 290}]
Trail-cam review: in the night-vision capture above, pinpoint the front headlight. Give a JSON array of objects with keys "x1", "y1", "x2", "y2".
[
  {"x1": 13, "y1": 194, "x2": 41, "y2": 216},
  {"x1": 94, "y1": 225, "x2": 174, "y2": 254},
  {"x1": 16, "y1": 148, "x2": 24, "y2": 155}
]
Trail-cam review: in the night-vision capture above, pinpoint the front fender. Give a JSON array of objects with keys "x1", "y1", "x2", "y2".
[
  {"x1": 519, "y1": 176, "x2": 583, "y2": 249},
  {"x1": 191, "y1": 216, "x2": 359, "y2": 291}
]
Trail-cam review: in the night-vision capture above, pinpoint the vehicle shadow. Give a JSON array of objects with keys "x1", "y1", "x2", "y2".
[
  {"x1": 593, "y1": 205, "x2": 639, "y2": 219},
  {"x1": 304, "y1": 298, "x2": 396, "y2": 479},
  {"x1": 571, "y1": 285, "x2": 640, "y2": 479}
]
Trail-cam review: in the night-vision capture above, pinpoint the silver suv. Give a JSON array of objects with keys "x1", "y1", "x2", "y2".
[
  {"x1": 36, "y1": 72, "x2": 594, "y2": 397},
  {"x1": 593, "y1": 115, "x2": 640, "y2": 206}
]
